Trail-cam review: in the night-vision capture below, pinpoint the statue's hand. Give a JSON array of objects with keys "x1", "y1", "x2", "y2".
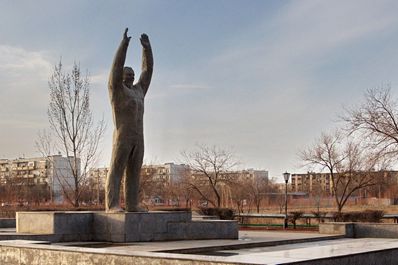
[
  {"x1": 140, "y1": 34, "x2": 150, "y2": 48},
  {"x1": 123, "y1": 28, "x2": 131, "y2": 43}
]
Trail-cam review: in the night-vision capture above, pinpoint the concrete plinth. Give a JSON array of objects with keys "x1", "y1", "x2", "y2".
[
  {"x1": 320, "y1": 222, "x2": 398, "y2": 238},
  {"x1": 0, "y1": 218, "x2": 16, "y2": 228},
  {"x1": 16, "y1": 211, "x2": 238, "y2": 243}
]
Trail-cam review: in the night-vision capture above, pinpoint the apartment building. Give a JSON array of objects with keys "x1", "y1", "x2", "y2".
[
  {"x1": 89, "y1": 164, "x2": 268, "y2": 189},
  {"x1": 291, "y1": 172, "x2": 333, "y2": 194},
  {"x1": 291, "y1": 171, "x2": 398, "y2": 198},
  {"x1": 238, "y1": 169, "x2": 268, "y2": 182},
  {"x1": 0, "y1": 155, "x2": 79, "y2": 202},
  {"x1": 89, "y1": 163, "x2": 191, "y2": 190},
  {"x1": 88, "y1": 167, "x2": 109, "y2": 190},
  {"x1": 142, "y1": 163, "x2": 191, "y2": 184}
]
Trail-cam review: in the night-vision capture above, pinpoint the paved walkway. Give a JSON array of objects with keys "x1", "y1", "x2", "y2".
[
  {"x1": 55, "y1": 230, "x2": 341, "y2": 253},
  {"x1": 2, "y1": 230, "x2": 398, "y2": 264},
  {"x1": 202, "y1": 238, "x2": 398, "y2": 264}
]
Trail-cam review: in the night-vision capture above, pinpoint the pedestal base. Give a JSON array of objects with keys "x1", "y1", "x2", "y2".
[{"x1": 16, "y1": 211, "x2": 238, "y2": 242}]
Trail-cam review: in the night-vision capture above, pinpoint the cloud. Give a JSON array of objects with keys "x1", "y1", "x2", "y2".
[
  {"x1": 211, "y1": 0, "x2": 398, "y2": 85},
  {"x1": 0, "y1": 45, "x2": 52, "y2": 116},
  {"x1": 143, "y1": 0, "x2": 398, "y2": 177},
  {"x1": 0, "y1": 45, "x2": 52, "y2": 81},
  {"x1": 90, "y1": 71, "x2": 108, "y2": 87},
  {"x1": 0, "y1": 45, "x2": 53, "y2": 157},
  {"x1": 168, "y1": 84, "x2": 211, "y2": 91}
]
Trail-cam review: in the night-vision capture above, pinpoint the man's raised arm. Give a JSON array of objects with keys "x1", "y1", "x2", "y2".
[
  {"x1": 138, "y1": 33, "x2": 153, "y2": 96},
  {"x1": 109, "y1": 28, "x2": 131, "y2": 90}
]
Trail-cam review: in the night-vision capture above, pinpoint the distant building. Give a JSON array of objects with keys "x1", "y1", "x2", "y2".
[
  {"x1": 142, "y1": 163, "x2": 191, "y2": 185},
  {"x1": 291, "y1": 172, "x2": 333, "y2": 194},
  {"x1": 190, "y1": 168, "x2": 268, "y2": 184},
  {"x1": 0, "y1": 155, "x2": 79, "y2": 203},
  {"x1": 89, "y1": 163, "x2": 191, "y2": 190},
  {"x1": 89, "y1": 164, "x2": 268, "y2": 191},
  {"x1": 291, "y1": 171, "x2": 398, "y2": 198},
  {"x1": 237, "y1": 169, "x2": 268, "y2": 182},
  {"x1": 88, "y1": 167, "x2": 109, "y2": 190}
]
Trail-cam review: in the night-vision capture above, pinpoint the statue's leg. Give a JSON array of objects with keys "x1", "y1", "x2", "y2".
[
  {"x1": 125, "y1": 139, "x2": 144, "y2": 212},
  {"x1": 105, "y1": 139, "x2": 131, "y2": 212}
]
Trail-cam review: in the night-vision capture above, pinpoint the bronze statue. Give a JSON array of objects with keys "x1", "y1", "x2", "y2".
[{"x1": 105, "y1": 28, "x2": 153, "y2": 212}]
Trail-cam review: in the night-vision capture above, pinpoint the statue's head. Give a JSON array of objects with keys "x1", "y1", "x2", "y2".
[{"x1": 123, "y1": 66, "x2": 135, "y2": 88}]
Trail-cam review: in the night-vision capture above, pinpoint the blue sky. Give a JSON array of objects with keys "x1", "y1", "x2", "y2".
[{"x1": 1, "y1": 0, "x2": 398, "y2": 180}]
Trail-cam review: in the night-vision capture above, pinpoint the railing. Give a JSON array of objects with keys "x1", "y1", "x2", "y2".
[{"x1": 235, "y1": 213, "x2": 398, "y2": 225}]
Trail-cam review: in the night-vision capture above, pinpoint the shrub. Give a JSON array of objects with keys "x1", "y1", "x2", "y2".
[
  {"x1": 153, "y1": 207, "x2": 191, "y2": 212},
  {"x1": 359, "y1": 210, "x2": 384, "y2": 223},
  {"x1": 288, "y1": 211, "x2": 303, "y2": 229},
  {"x1": 198, "y1": 207, "x2": 235, "y2": 220},
  {"x1": 329, "y1": 210, "x2": 384, "y2": 223},
  {"x1": 343, "y1": 212, "x2": 361, "y2": 222},
  {"x1": 330, "y1": 212, "x2": 342, "y2": 222},
  {"x1": 311, "y1": 211, "x2": 327, "y2": 223}
]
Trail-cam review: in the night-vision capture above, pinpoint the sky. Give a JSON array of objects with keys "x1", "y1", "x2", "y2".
[{"x1": 1, "y1": 0, "x2": 398, "y2": 181}]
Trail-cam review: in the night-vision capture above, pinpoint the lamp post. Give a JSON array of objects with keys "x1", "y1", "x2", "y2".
[{"x1": 283, "y1": 171, "x2": 290, "y2": 229}]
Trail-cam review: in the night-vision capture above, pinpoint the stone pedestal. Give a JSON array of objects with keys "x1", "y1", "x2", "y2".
[{"x1": 16, "y1": 211, "x2": 238, "y2": 242}]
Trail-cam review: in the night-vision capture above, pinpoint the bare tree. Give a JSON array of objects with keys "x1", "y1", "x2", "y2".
[
  {"x1": 40, "y1": 60, "x2": 105, "y2": 207},
  {"x1": 230, "y1": 179, "x2": 250, "y2": 214},
  {"x1": 247, "y1": 176, "x2": 269, "y2": 213},
  {"x1": 300, "y1": 131, "x2": 383, "y2": 213},
  {"x1": 167, "y1": 169, "x2": 195, "y2": 208},
  {"x1": 310, "y1": 173, "x2": 325, "y2": 217},
  {"x1": 182, "y1": 145, "x2": 238, "y2": 208},
  {"x1": 343, "y1": 86, "x2": 398, "y2": 160},
  {"x1": 139, "y1": 166, "x2": 167, "y2": 206}
]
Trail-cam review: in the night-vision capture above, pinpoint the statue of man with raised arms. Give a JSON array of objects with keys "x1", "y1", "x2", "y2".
[{"x1": 105, "y1": 28, "x2": 153, "y2": 212}]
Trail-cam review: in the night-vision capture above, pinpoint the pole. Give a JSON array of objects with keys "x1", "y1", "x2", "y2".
[
  {"x1": 284, "y1": 179, "x2": 288, "y2": 229},
  {"x1": 97, "y1": 172, "x2": 100, "y2": 205}
]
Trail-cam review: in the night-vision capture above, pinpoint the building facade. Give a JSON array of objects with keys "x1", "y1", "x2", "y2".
[
  {"x1": 89, "y1": 163, "x2": 192, "y2": 190},
  {"x1": 291, "y1": 171, "x2": 398, "y2": 199},
  {"x1": 291, "y1": 172, "x2": 333, "y2": 194},
  {"x1": 0, "y1": 155, "x2": 79, "y2": 203},
  {"x1": 88, "y1": 164, "x2": 269, "y2": 206}
]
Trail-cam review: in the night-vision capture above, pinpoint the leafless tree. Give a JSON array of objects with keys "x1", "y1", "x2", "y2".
[
  {"x1": 167, "y1": 169, "x2": 195, "y2": 208},
  {"x1": 139, "y1": 166, "x2": 167, "y2": 206},
  {"x1": 248, "y1": 176, "x2": 270, "y2": 213},
  {"x1": 343, "y1": 86, "x2": 398, "y2": 160},
  {"x1": 230, "y1": 178, "x2": 250, "y2": 214},
  {"x1": 182, "y1": 145, "x2": 238, "y2": 208},
  {"x1": 39, "y1": 60, "x2": 105, "y2": 207},
  {"x1": 300, "y1": 131, "x2": 383, "y2": 213},
  {"x1": 310, "y1": 174, "x2": 325, "y2": 216}
]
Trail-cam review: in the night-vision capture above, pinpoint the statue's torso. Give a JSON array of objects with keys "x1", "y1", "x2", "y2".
[{"x1": 109, "y1": 84, "x2": 144, "y2": 139}]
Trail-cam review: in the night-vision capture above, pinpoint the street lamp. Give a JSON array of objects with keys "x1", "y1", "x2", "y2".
[{"x1": 283, "y1": 171, "x2": 291, "y2": 229}]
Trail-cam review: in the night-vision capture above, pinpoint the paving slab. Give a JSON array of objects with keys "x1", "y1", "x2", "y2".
[
  {"x1": 53, "y1": 230, "x2": 342, "y2": 254},
  {"x1": 2, "y1": 236, "x2": 398, "y2": 264},
  {"x1": 214, "y1": 238, "x2": 398, "y2": 264}
]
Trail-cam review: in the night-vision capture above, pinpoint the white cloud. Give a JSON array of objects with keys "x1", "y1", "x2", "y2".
[
  {"x1": 0, "y1": 45, "x2": 52, "y2": 81},
  {"x1": 90, "y1": 71, "x2": 108, "y2": 87},
  {"x1": 0, "y1": 45, "x2": 53, "y2": 158},
  {"x1": 169, "y1": 83, "x2": 210, "y2": 91},
  {"x1": 143, "y1": 0, "x2": 398, "y2": 178}
]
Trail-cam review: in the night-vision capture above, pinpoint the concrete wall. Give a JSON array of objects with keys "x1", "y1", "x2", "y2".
[
  {"x1": 355, "y1": 223, "x2": 398, "y2": 238},
  {"x1": 319, "y1": 223, "x2": 354, "y2": 237},
  {"x1": 0, "y1": 218, "x2": 15, "y2": 228},
  {"x1": 320, "y1": 222, "x2": 398, "y2": 238},
  {"x1": 2, "y1": 240, "x2": 398, "y2": 265},
  {"x1": 0, "y1": 243, "x2": 233, "y2": 265},
  {"x1": 16, "y1": 211, "x2": 238, "y2": 243}
]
